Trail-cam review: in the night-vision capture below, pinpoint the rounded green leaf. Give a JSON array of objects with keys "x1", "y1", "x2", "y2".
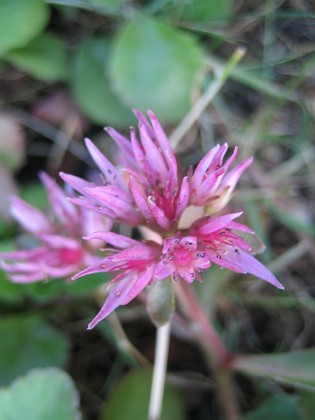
[
  {"x1": 0, "y1": 315, "x2": 69, "y2": 385},
  {"x1": 0, "y1": 368, "x2": 81, "y2": 420},
  {"x1": 6, "y1": 33, "x2": 69, "y2": 82},
  {"x1": 0, "y1": 0, "x2": 49, "y2": 57},
  {"x1": 244, "y1": 395, "x2": 300, "y2": 420},
  {"x1": 171, "y1": 0, "x2": 232, "y2": 23},
  {"x1": 110, "y1": 14, "x2": 204, "y2": 123},
  {"x1": 72, "y1": 37, "x2": 134, "y2": 127},
  {"x1": 100, "y1": 369, "x2": 185, "y2": 420}
]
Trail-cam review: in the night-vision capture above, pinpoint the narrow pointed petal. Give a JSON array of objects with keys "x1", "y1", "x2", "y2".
[
  {"x1": 85, "y1": 186, "x2": 141, "y2": 225},
  {"x1": 139, "y1": 123, "x2": 167, "y2": 181},
  {"x1": 175, "y1": 177, "x2": 190, "y2": 220},
  {"x1": 10, "y1": 196, "x2": 52, "y2": 234},
  {"x1": 39, "y1": 172, "x2": 78, "y2": 225},
  {"x1": 122, "y1": 265, "x2": 155, "y2": 304},
  {"x1": 133, "y1": 109, "x2": 155, "y2": 138},
  {"x1": 39, "y1": 234, "x2": 80, "y2": 250},
  {"x1": 83, "y1": 231, "x2": 139, "y2": 249},
  {"x1": 192, "y1": 212, "x2": 243, "y2": 235},
  {"x1": 69, "y1": 197, "x2": 116, "y2": 218},
  {"x1": 59, "y1": 172, "x2": 93, "y2": 195},
  {"x1": 147, "y1": 198, "x2": 171, "y2": 230},
  {"x1": 105, "y1": 127, "x2": 133, "y2": 155},
  {"x1": 87, "y1": 274, "x2": 137, "y2": 329},
  {"x1": 220, "y1": 248, "x2": 284, "y2": 289},
  {"x1": 191, "y1": 144, "x2": 220, "y2": 187},
  {"x1": 147, "y1": 110, "x2": 173, "y2": 155},
  {"x1": 84, "y1": 138, "x2": 124, "y2": 188},
  {"x1": 129, "y1": 177, "x2": 155, "y2": 224}
]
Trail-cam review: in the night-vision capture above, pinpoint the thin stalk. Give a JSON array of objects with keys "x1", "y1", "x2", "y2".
[
  {"x1": 175, "y1": 281, "x2": 240, "y2": 419},
  {"x1": 170, "y1": 47, "x2": 246, "y2": 149},
  {"x1": 148, "y1": 322, "x2": 171, "y2": 420},
  {"x1": 107, "y1": 312, "x2": 151, "y2": 368},
  {"x1": 175, "y1": 280, "x2": 232, "y2": 367},
  {"x1": 213, "y1": 367, "x2": 240, "y2": 420}
]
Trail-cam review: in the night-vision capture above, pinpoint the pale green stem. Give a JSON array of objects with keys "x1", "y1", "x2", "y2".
[
  {"x1": 170, "y1": 46, "x2": 246, "y2": 149},
  {"x1": 148, "y1": 322, "x2": 171, "y2": 420}
]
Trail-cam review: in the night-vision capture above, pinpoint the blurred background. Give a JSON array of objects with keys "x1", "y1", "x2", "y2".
[{"x1": 0, "y1": 0, "x2": 314, "y2": 419}]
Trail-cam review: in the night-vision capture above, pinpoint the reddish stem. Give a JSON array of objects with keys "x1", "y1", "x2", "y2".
[{"x1": 175, "y1": 280, "x2": 233, "y2": 367}]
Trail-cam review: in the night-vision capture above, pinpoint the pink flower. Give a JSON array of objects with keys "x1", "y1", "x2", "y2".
[
  {"x1": 188, "y1": 143, "x2": 253, "y2": 213},
  {"x1": 154, "y1": 212, "x2": 283, "y2": 290},
  {"x1": 0, "y1": 172, "x2": 111, "y2": 283},
  {"x1": 72, "y1": 213, "x2": 282, "y2": 328},
  {"x1": 72, "y1": 231, "x2": 161, "y2": 329},
  {"x1": 61, "y1": 110, "x2": 189, "y2": 231}
]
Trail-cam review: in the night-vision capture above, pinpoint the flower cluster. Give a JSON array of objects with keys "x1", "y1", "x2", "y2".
[
  {"x1": 1, "y1": 110, "x2": 283, "y2": 328},
  {"x1": 1, "y1": 172, "x2": 110, "y2": 282}
]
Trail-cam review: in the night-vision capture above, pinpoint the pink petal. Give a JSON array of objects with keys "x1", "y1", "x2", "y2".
[
  {"x1": 39, "y1": 172, "x2": 78, "y2": 225},
  {"x1": 192, "y1": 212, "x2": 243, "y2": 235},
  {"x1": 139, "y1": 123, "x2": 167, "y2": 182},
  {"x1": 85, "y1": 186, "x2": 141, "y2": 225},
  {"x1": 10, "y1": 196, "x2": 52, "y2": 234},
  {"x1": 113, "y1": 243, "x2": 158, "y2": 261},
  {"x1": 133, "y1": 109, "x2": 155, "y2": 138},
  {"x1": 84, "y1": 139, "x2": 124, "y2": 189},
  {"x1": 147, "y1": 197, "x2": 171, "y2": 230},
  {"x1": 39, "y1": 233, "x2": 80, "y2": 249},
  {"x1": 129, "y1": 177, "x2": 155, "y2": 224},
  {"x1": 191, "y1": 144, "x2": 220, "y2": 187},
  {"x1": 122, "y1": 265, "x2": 155, "y2": 304},
  {"x1": 87, "y1": 273, "x2": 138, "y2": 329},
  {"x1": 59, "y1": 172, "x2": 93, "y2": 196},
  {"x1": 154, "y1": 260, "x2": 175, "y2": 280},
  {"x1": 83, "y1": 231, "x2": 139, "y2": 249},
  {"x1": 147, "y1": 110, "x2": 173, "y2": 155},
  {"x1": 211, "y1": 247, "x2": 284, "y2": 289},
  {"x1": 175, "y1": 176, "x2": 190, "y2": 220}
]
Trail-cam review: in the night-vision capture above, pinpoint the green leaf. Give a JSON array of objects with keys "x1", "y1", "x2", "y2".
[
  {"x1": 100, "y1": 369, "x2": 185, "y2": 420},
  {"x1": 243, "y1": 394, "x2": 300, "y2": 420},
  {"x1": 27, "y1": 273, "x2": 110, "y2": 299},
  {"x1": 0, "y1": 368, "x2": 81, "y2": 420},
  {"x1": 110, "y1": 14, "x2": 204, "y2": 123},
  {"x1": 297, "y1": 391, "x2": 315, "y2": 420},
  {"x1": 232, "y1": 349, "x2": 315, "y2": 390},
  {"x1": 0, "y1": 269, "x2": 28, "y2": 302},
  {"x1": 72, "y1": 36, "x2": 134, "y2": 127},
  {"x1": 0, "y1": 315, "x2": 69, "y2": 385},
  {"x1": 0, "y1": 0, "x2": 49, "y2": 57},
  {"x1": 171, "y1": 0, "x2": 232, "y2": 23},
  {"x1": 20, "y1": 181, "x2": 48, "y2": 210},
  {"x1": 6, "y1": 33, "x2": 69, "y2": 82},
  {"x1": 89, "y1": 0, "x2": 126, "y2": 6}
]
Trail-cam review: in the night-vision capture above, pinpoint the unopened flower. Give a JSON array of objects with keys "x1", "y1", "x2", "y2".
[
  {"x1": 0, "y1": 172, "x2": 110, "y2": 283},
  {"x1": 61, "y1": 110, "x2": 189, "y2": 231},
  {"x1": 188, "y1": 143, "x2": 253, "y2": 213},
  {"x1": 72, "y1": 231, "x2": 161, "y2": 329}
]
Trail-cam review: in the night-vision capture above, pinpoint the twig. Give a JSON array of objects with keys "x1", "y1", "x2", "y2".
[{"x1": 170, "y1": 47, "x2": 246, "y2": 149}]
